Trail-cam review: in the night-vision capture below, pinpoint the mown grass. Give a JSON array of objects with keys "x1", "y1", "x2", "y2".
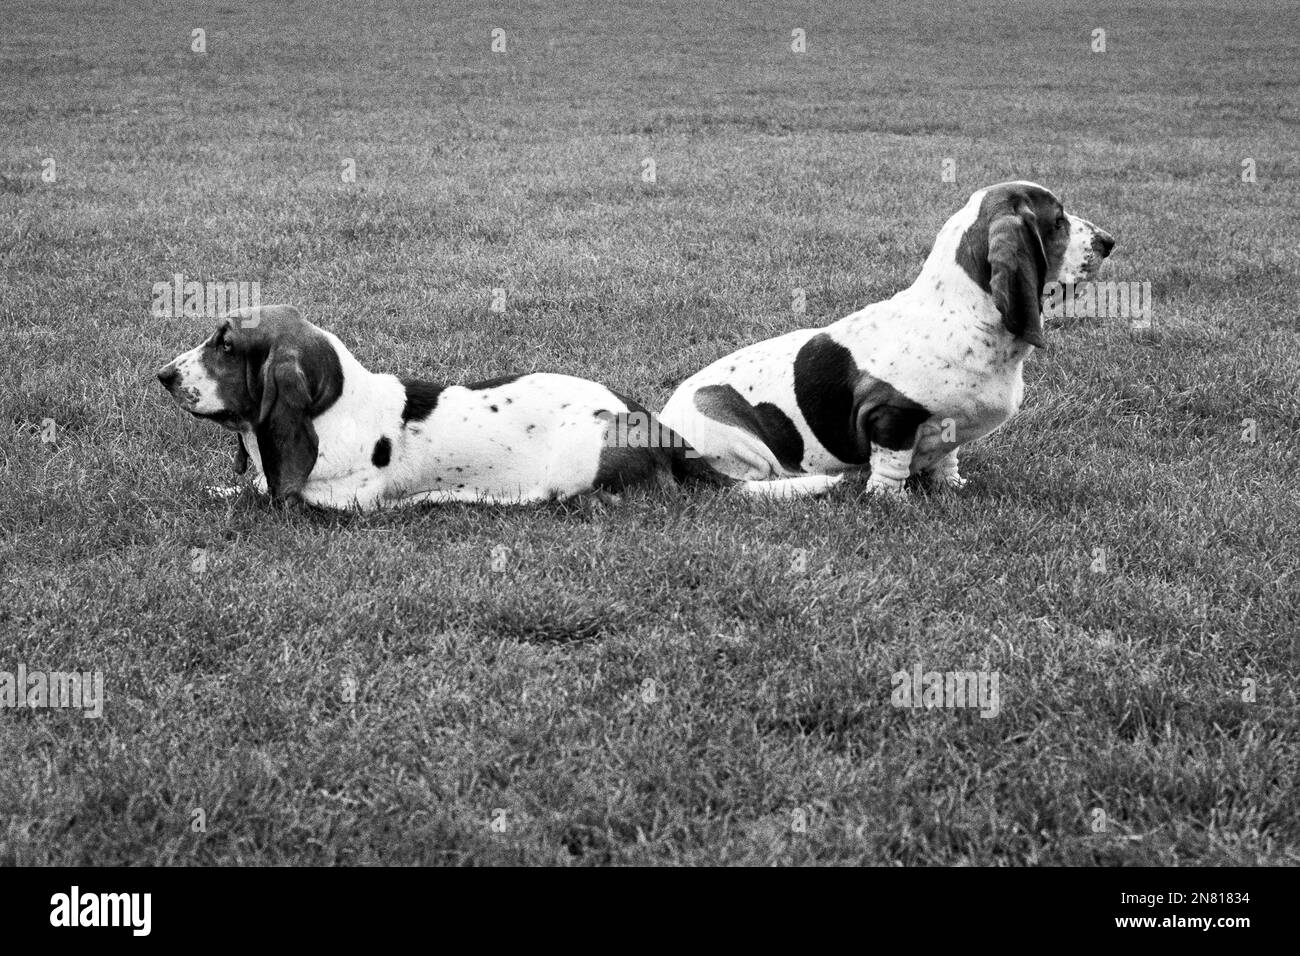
[{"x1": 1, "y1": 0, "x2": 1298, "y2": 865}]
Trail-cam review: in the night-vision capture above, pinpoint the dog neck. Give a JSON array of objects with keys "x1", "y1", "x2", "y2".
[{"x1": 909, "y1": 189, "x2": 990, "y2": 304}]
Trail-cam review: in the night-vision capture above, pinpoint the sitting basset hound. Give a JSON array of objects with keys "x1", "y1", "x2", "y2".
[
  {"x1": 659, "y1": 181, "x2": 1115, "y2": 496},
  {"x1": 157, "y1": 305, "x2": 791, "y2": 511}
]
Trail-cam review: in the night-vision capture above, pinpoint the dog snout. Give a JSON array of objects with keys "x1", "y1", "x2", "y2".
[
  {"x1": 157, "y1": 365, "x2": 179, "y2": 389},
  {"x1": 1092, "y1": 229, "x2": 1115, "y2": 258}
]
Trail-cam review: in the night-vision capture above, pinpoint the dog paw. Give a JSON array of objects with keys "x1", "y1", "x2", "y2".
[
  {"x1": 929, "y1": 472, "x2": 968, "y2": 491},
  {"x1": 919, "y1": 468, "x2": 967, "y2": 492},
  {"x1": 864, "y1": 474, "x2": 908, "y2": 497},
  {"x1": 205, "y1": 485, "x2": 241, "y2": 500}
]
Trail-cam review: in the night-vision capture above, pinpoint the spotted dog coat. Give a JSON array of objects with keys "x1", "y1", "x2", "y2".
[
  {"x1": 158, "y1": 305, "x2": 715, "y2": 510},
  {"x1": 660, "y1": 181, "x2": 1115, "y2": 495}
]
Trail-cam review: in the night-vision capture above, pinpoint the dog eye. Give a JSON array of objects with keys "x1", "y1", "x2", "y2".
[{"x1": 221, "y1": 339, "x2": 234, "y2": 353}]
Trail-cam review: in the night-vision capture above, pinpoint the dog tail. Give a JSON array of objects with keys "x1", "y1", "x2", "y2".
[
  {"x1": 667, "y1": 441, "x2": 842, "y2": 498},
  {"x1": 736, "y1": 474, "x2": 844, "y2": 497}
]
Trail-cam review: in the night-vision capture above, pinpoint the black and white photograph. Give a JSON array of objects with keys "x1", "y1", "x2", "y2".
[{"x1": 1, "y1": 0, "x2": 1294, "y2": 920}]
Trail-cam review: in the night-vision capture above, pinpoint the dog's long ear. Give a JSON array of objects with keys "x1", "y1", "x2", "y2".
[
  {"x1": 254, "y1": 347, "x2": 319, "y2": 502},
  {"x1": 988, "y1": 206, "x2": 1048, "y2": 349}
]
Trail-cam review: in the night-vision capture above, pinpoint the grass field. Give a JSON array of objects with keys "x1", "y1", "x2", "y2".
[{"x1": 2, "y1": 0, "x2": 1298, "y2": 865}]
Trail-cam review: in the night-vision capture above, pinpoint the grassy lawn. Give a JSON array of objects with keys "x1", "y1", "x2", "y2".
[{"x1": 1, "y1": 0, "x2": 1298, "y2": 865}]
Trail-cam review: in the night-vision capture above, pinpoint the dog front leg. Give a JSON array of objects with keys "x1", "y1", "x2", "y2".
[
  {"x1": 866, "y1": 443, "x2": 913, "y2": 496},
  {"x1": 923, "y1": 448, "x2": 967, "y2": 491}
]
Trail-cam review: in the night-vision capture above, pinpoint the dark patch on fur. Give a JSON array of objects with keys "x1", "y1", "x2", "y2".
[
  {"x1": 853, "y1": 379, "x2": 933, "y2": 451},
  {"x1": 693, "y1": 384, "x2": 805, "y2": 473},
  {"x1": 955, "y1": 199, "x2": 995, "y2": 292},
  {"x1": 371, "y1": 436, "x2": 392, "y2": 467},
  {"x1": 793, "y1": 334, "x2": 932, "y2": 460},
  {"x1": 401, "y1": 379, "x2": 445, "y2": 422},
  {"x1": 466, "y1": 373, "x2": 525, "y2": 390},
  {"x1": 792, "y1": 335, "x2": 867, "y2": 464}
]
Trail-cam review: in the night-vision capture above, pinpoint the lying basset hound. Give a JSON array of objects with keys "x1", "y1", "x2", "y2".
[
  {"x1": 659, "y1": 181, "x2": 1115, "y2": 496},
  {"x1": 157, "y1": 305, "x2": 788, "y2": 511}
]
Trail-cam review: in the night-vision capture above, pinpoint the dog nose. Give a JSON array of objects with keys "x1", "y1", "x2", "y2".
[
  {"x1": 157, "y1": 366, "x2": 178, "y2": 389},
  {"x1": 1093, "y1": 230, "x2": 1115, "y2": 258}
]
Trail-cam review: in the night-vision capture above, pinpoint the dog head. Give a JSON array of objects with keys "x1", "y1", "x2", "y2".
[
  {"x1": 954, "y1": 181, "x2": 1114, "y2": 347},
  {"x1": 157, "y1": 304, "x2": 343, "y2": 500}
]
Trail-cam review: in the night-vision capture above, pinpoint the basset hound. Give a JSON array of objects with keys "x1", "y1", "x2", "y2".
[
  {"x1": 659, "y1": 181, "x2": 1115, "y2": 495},
  {"x1": 157, "y1": 305, "x2": 739, "y2": 510}
]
